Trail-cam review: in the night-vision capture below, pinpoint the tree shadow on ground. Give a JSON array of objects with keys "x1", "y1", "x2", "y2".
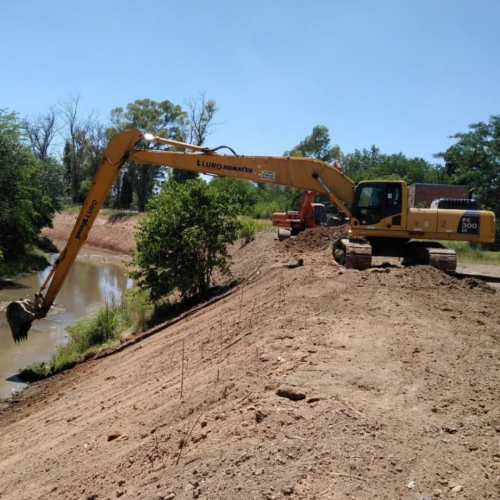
[
  {"x1": 149, "y1": 280, "x2": 240, "y2": 328},
  {"x1": 107, "y1": 212, "x2": 138, "y2": 223}
]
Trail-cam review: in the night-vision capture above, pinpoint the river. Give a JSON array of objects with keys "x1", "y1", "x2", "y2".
[{"x1": 0, "y1": 246, "x2": 133, "y2": 397}]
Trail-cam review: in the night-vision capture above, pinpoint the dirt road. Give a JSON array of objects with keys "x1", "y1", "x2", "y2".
[{"x1": 1, "y1": 229, "x2": 499, "y2": 499}]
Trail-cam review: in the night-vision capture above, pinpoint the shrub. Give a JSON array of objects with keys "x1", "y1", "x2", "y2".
[
  {"x1": 124, "y1": 289, "x2": 153, "y2": 333},
  {"x1": 19, "y1": 299, "x2": 132, "y2": 381},
  {"x1": 66, "y1": 300, "x2": 131, "y2": 352},
  {"x1": 238, "y1": 216, "x2": 260, "y2": 243},
  {"x1": 131, "y1": 179, "x2": 241, "y2": 301}
]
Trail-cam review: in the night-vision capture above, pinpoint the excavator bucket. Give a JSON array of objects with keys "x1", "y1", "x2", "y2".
[
  {"x1": 277, "y1": 228, "x2": 292, "y2": 241},
  {"x1": 6, "y1": 299, "x2": 36, "y2": 343}
]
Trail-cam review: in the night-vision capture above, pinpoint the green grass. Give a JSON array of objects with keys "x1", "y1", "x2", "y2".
[
  {"x1": 446, "y1": 241, "x2": 500, "y2": 264},
  {"x1": 123, "y1": 289, "x2": 154, "y2": 333},
  {"x1": 19, "y1": 298, "x2": 135, "y2": 381},
  {"x1": 19, "y1": 290, "x2": 154, "y2": 381}
]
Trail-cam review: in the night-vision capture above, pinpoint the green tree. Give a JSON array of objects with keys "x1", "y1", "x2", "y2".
[
  {"x1": 436, "y1": 115, "x2": 500, "y2": 247},
  {"x1": 108, "y1": 99, "x2": 188, "y2": 211},
  {"x1": 0, "y1": 131, "x2": 37, "y2": 260},
  {"x1": 284, "y1": 125, "x2": 341, "y2": 163},
  {"x1": 0, "y1": 118, "x2": 63, "y2": 263},
  {"x1": 119, "y1": 171, "x2": 134, "y2": 209},
  {"x1": 280, "y1": 125, "x2": 343, "y2": 213},
  {"x1": 343, "y1": 146, "x2": 443, "y2": 185},
  {"x1": 171, "y1": 92, "x2": 219, "y2": 182},
  {"x1": 131, "y1": 179, "x2": 240, "y2": 300},
  {"x1": 59, "y1": 96, "x2": 97, "y2": 203},
  {"x1": 209, "y1": 177, "x2": 258, "y2": 212},
  {"x1": 31, "y1": 157, "x2": 67, "y2": 228},
  {"x1": 0, "y1": 109, "x2": 23, "y2": 139}
]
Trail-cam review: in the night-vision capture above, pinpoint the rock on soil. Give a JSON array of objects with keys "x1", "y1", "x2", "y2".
[{"x1": 276, "y1": 386, "x2": 306, "y2": 401}]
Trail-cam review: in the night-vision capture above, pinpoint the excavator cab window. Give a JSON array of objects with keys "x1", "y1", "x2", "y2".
[
  {"x1": 353, "y1": 183, "x2": 402, "y2": 226},
  {"x1": 314, "y1": 205, "x2": 326, "y2": 225}
]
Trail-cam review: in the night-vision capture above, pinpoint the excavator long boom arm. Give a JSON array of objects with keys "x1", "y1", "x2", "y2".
[
  {"x1": 6, "y1": 127, "x2": 355, "y2": 342},
  {"x1": 129, "y1": 149, "x2": 354, "y2": 211}
]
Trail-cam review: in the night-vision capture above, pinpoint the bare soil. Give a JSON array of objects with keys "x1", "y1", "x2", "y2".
[
  {"x1": 282, "y1": 224, "x2": 350, "y2": 252},
  {"x1": 42, "y1": 212, "x2": 140, "y2": 255},
  {"x1": 1, "y1": 222, "x2": 500, "y2": 500}
]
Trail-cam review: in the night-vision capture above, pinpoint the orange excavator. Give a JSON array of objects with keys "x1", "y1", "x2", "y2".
[
  {"x1": 271, "y1": 190, "x2": 327, "y2": 240},
  {"x1": 6, "y1": 128, "x2": 496, "y2": 342}
]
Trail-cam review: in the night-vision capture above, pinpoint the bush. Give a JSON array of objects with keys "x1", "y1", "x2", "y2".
[
  {"x1": 19, "y1": 299, "x2": 131, "y2": 381},
  {"x1": 238, "y1": 216, "x2": 260, "y2": 243},
  {"x1": 66, "y1": 300, "x2": 131, "y2": 352},
  {"x1": 124, "y1": 289, "x2": 153, "y2": 333},
  {"x1": 131, "y1": 179, "x2": 241, "y2": 301}
]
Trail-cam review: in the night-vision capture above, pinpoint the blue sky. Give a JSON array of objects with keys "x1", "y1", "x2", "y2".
[{"x1": 2, "y1": 0, "x2": 499, "y2": 163}]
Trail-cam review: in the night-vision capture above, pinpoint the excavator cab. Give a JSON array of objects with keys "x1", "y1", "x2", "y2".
[{"x1": 351, "y1": 181, "x2": 404, "y2": 228}]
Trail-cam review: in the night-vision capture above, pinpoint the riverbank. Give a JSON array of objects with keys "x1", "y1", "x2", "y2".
[
  {"x1": 42, "y1": 210, "x2": 142, "y2": 255},
  {"x1": 0, "y1": 246, "x2": 134, "y2": 397}
]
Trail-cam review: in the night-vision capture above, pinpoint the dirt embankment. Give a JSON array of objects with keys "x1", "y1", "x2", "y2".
[
  {"x1": 42, "y1": 211, "x2": 141, "y2": 255},
  {"x1": 1, "y1": 228, "x2": 500, "y2": 499}
]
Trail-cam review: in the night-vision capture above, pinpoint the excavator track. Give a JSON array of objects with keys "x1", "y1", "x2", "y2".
[
  {"x1": 333, "y1": 239, "x2": 456, "y2": 273},
  {"x1": 333, "y1": 238, "x2": 372, "y2": 270},
  {"x1": 402, "y1": 242, "x2": 457, "y2": 273}
]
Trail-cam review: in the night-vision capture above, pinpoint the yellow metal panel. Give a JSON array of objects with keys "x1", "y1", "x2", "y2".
[
  {"x1": 479, "y1": 211, "x2": 496, "y2": 242},
  {"x1": 436, "y1": 210, "x2": 460, "y2": 234},
  {"x1": 407, "y1": 208, "x2": 437, "y2": 233},
  {"x1": 129, "y1": 150, "x2": 356, "y2": 205}
]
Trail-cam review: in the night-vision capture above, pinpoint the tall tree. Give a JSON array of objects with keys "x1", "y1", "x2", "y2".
[
  {"x1": 436, "y1": 115, "x2": 500, "y2": 248},
  {"x1": 83, "y1": 122, "x2": 108, "y2": 181},
  {"x1": 59, "y1": 95, "x2": 96, "y2": 203},
  {"x1": 108, "y1": 99, "x2": 188, "y2": 211},
  {"x1": 23, "y1": 109, "x2": 58, "y2": 160},
  {"x1": 0, "y1": 109, "x2": 23, "y2": 139},
  {"x1": 171, "y1": 92, "x2": 219, "y2": 182},
  {"x1": 0, "y1": 113, "x2": 64, "y2": 262},
  {"x1": 281, "y1": 125, "x2": 343, "y2": 211},
  {"x1": 119, "y1": 171, "x2": 134, "y2": 209},
  {"x1": 284, "y1": 125, "x2": 341, "y2": 163}
]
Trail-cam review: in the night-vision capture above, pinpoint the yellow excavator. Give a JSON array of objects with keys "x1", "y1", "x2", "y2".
[{"x1": 6, "y1": 128, "x2": 496, "y2": 342}]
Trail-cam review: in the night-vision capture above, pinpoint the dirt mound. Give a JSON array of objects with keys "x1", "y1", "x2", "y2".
[
  {"x1": 1, "y1": 232, "x2": 500, "y2": 499},
  {"x1": 282, "y1": 223, "x2": 350, "y2": 251}
]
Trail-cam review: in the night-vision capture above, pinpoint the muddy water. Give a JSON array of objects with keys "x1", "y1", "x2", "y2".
[{"x1": 0, "y1": 247, "x2": 133, "y2": 397}]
